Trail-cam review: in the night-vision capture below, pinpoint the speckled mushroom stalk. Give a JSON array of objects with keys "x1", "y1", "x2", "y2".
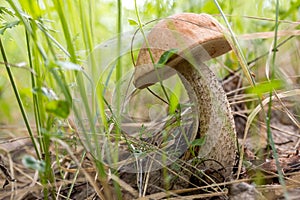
[{"x1": 134, "y1": 13, "x2": 237, "y2": 178}]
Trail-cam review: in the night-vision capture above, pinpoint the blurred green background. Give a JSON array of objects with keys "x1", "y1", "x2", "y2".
[{"x1": 0, "y1": 0, "x2": 299, "y2": 124}]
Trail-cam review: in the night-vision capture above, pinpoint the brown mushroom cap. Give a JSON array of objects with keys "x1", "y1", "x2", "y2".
[{"x1": 134, "y1": 13, "x2": 231, "y2": 89}]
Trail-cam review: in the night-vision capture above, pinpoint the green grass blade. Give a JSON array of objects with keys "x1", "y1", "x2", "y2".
[
  {"x1": 214, "y1": 0, "x2": 256, "y2": 87},
  {"x1": 266, "y1": 0, "x2": 288, "y2": 198},
  {"x1": 0, "y1": 38, "x2": 41, "y2": 160}
]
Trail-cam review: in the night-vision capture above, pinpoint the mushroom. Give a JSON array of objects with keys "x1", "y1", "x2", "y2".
[{"x1": 134, "y1": 13, "x2": 237, "y2": 178}]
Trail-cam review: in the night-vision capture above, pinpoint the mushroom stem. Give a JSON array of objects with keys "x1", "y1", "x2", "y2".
[{"x1": 170, "y1": 56, "x2": 237, "y2": 177}]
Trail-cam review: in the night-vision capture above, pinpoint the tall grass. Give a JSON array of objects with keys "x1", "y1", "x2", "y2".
[
  {"x1": 1, "y1": 0, "x2": 111, "y2": 197},
  {"x1": 265, "y1": 0, "x2": 288, "y2": 198},
  {"x1": 215, "y1": 0, "x2": 288, "y2": 198}
]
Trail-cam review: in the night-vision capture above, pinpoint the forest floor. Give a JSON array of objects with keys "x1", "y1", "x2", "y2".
[{"x1": 1, "y1": 75, "x2": 300, "y2": 200}]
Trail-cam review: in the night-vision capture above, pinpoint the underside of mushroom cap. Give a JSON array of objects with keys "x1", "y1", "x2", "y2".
[{"x1": 134, "y1": 13, "x2": 232, "y2": 89}]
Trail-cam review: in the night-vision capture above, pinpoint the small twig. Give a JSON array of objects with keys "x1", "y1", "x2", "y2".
[
  {"x1": 0, "y1": 157, "x2": 15, "y2": 188},
  {"x1": 146, "y1": 87, "x2": 169, "y2": 105}
]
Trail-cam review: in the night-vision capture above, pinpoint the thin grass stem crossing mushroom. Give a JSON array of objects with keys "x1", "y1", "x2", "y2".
[{"x1": 134, "y1": 13, "x2": 237, "y2": 179}]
